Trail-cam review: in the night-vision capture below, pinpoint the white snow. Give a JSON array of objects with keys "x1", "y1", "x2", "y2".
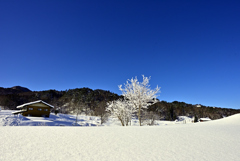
[
  {"x1": 0, "y1": 110, "x2": 240, "y2": 161},
  {"x1": 199, "y1": 117, "x2": 212, "y2": 121},
  {"x1": 0, "y1": 110, "x2": 102, "y2": 126},
  {"x1": 16, "y1": 100, "x2": 54, "y2": 108},
  {"x1": 175, "y1": 116, "x2": 194, "y2": 123}
]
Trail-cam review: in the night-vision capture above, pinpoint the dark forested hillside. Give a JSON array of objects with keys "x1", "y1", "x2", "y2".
[
  {"x1": 0, "y1": 87, "x2": 120, "y2": 113},
  {"x1": 148, "y1": 101, "x2": 240, "y2": 121},
  {"x1": 0, "y1": 86, "x2": 31, "y2": 95},
  {"x1": 0, "y1": 86, "x2": 239, "y2": 121}
]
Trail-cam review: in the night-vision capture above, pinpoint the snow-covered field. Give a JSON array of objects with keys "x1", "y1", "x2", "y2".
[
  {"x1": 0, "y1": 110, "x2": 174, "y2": 126},
  {"x1": 1, "y1": 110, "x2": 240, "y2": 161},
  {"x1": 0, "y1": 110, "x2": 103, "y2": 126}
]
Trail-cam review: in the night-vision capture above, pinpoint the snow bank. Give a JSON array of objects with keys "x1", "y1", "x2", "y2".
[
  {"x1": 0, "y1": 110, "x2": 101, "y2": 126},
  {"x1": 0, "y1": 113, "x2": 240, "y2": 161},
  {"x1": 0, "y1": 110, "x2": 176, "y2": 126},
  {"x1": 175, "y1": 116, "x2": 194, "y2": 123}
]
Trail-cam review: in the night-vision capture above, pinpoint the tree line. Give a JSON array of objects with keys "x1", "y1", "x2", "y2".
[{"x1": 0, "y1": 84, "x2": 239, "y2": 125}]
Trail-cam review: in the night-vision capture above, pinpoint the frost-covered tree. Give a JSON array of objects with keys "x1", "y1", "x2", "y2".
[
  {"x1": 119, "y1": 75, "x2": 160, "y2": 126},
  {"x1": 106, "y1": 99, "x2": 133, "y2": 126}
]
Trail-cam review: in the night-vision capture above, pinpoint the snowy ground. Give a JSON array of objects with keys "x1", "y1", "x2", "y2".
[
  {"x1": 0, "y1": 110, "x2": 101, "y2": 126},
  {"x1": 0, "y1": 110, "x2": 240, "y2": 161},
  {"x1": 0, "y1": 110, "x2": 175, "y2": 126}
]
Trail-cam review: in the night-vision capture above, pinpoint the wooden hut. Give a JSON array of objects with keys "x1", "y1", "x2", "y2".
[{"x1": 13, "y1": 100, "x2": 54, "y2": 117}]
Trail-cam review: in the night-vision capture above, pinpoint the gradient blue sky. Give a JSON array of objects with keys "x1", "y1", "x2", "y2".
[{"x1": 0, "y1": 0, "x2": 239, "y2": 109}]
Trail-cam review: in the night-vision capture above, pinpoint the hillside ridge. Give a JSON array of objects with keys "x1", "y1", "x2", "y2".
[{"x1": 0, "y1": 86, "x2": 239, "y2": 121}]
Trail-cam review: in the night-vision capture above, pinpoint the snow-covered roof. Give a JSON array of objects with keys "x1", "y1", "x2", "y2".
[
  {"x1": 16, "y1": 100, "x2": 54, "y2": 109},
  {"x1": 199, "y1": 117, "x2": 211, "y2": 121}
]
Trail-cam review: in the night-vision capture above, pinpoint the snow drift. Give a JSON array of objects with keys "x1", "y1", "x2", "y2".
[{"x1": 0, "y1": 113, "x2": 240, "y2": 161}]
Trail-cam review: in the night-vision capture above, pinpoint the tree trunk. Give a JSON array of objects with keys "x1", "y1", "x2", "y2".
[
  {"x1": 75, "y1": 111, "x2": 78, "y2": 126},
  {"x1": 118, "y1": 116, "x2": 125, "y2": 126},
  {"x1": 138, "y1": 105, "x2": 141, "y2": 126}
]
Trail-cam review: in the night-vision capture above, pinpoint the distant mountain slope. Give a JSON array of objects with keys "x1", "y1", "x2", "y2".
[
  {"x1": 0, "y1": 87, "x2": 120, "y2": 115},
  {"x1": 0, "y1": 86, "x2": 239, "y2": 121},
  {"x1": 11, "y1": 86, "x2": 31, "y2": 92},
  {"x1": 0, "y1": 86, "x2": 31, "y2": 95}
]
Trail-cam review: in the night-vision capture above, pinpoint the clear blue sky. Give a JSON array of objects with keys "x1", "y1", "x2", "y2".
[{"x1": 0, "y1": 0, "x2": 239, "y2": 109}]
